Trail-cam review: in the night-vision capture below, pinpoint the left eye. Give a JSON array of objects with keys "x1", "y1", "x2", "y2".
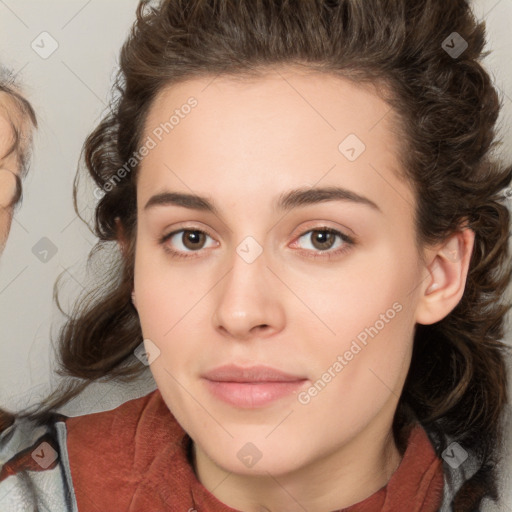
[{"x1": 293, "y1": 228, "x2": 351, "y2": 253}]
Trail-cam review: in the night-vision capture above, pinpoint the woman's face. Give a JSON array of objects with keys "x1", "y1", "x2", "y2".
[{"x1": 133, "y1": 69, "x2": 429, "y2": 480}]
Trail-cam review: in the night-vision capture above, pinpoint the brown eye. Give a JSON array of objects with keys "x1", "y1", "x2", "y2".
[
  {"x1": 298, "y1": 228, "x2": 342, "y2": 252},
  {"x1": 181, "y1": 230, "x2": 207, "y2": 250},
  {"x1": 309, "y1": 230, "x2": 337, "y2": 251},
  {"x1": 292, "y1": 227, "x2": 355, "y2": 260},
  {"x1": 160, "y1": 228, "x2": 217, "y2": 258}
]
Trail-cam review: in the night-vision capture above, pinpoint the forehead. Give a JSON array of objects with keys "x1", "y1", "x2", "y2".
[
  {"x1": 147, "y1": 69, "x2": 398, "y2": 135},
  {"x1": 137, "y1": 69, "x2": 413, "y2": 216}
]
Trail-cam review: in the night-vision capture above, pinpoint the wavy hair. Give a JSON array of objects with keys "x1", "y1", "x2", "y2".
[{"x1": 14, "y1": 1, "x2": 512, "y2": 509}]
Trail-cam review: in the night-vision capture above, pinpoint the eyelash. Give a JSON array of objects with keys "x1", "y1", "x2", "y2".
[{"x1": 159, "y1": 226, "x2": 355, "y2": 261}]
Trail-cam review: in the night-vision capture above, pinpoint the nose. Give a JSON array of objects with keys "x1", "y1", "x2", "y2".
[{"x1": 212, "y1": 241, "x2": 286, "y2": 342}]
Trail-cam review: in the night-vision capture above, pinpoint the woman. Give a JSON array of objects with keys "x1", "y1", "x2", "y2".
[{"x1": 1, "y1": 0, "x2": 511, "y2": 510}]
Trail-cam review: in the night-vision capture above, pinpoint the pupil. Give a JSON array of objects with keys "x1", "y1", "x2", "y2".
[
  {"x1": 184, "y1": 230, "x2": 203, "y2": 249},
  {"x1": 314, "y1": 230, "x2": 333, "y2": 250}
]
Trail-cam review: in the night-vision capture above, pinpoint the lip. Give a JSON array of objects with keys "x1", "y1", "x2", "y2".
[{"x1": 201, "y1": 364, "x2": 308, "y2": 408}]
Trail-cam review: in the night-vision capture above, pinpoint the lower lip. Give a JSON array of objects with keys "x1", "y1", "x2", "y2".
[{"x1": 203, "y1": 379, "x2": 308, "y2": 408}]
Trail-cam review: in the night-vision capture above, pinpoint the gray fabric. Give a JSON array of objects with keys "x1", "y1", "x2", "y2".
[
  {"x1": 0, "y1": 417, "x2": 71, "y2": 511},
  {"x1": 55, "y1": 422, "x2": 79, "y2": 512}
]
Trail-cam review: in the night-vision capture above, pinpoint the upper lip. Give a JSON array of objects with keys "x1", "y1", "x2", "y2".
[{"x1": 202, "y1": 364, "x2": 306, "y2": 383}]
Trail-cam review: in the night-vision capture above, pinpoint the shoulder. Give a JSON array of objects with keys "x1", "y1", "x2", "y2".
[
  {"x1": 0, "y1": 411, "x2": 76, "y2": 511},
  {"x1": 422, "y1": 424, "x2": 494, "y2": 512},
  {"x1": 65, "y1": 386, "x2": 183, "y2": 471},
  {"x1": 64, "y1": 385, "x2": 169, "y2": 440},
  {"x1": 0, "y1": 389, "x2": 175, "y2": 512},
  {"x1": 64, "y1": 388, "x2": 189, "y2": 510}
]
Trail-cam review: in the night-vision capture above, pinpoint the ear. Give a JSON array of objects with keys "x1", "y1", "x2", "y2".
[{"x1": 415, "y1": 227, "x2": 475, "y2": 325}]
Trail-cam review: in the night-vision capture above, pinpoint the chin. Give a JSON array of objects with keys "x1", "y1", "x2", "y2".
[{"x1": 194, "y1": 431, "x2": 312, "y2": 477}]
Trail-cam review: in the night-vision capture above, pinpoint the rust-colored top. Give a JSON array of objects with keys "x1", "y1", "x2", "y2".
[{"x1": 66, "y1": 389, "x2": 445, "y2": 511}]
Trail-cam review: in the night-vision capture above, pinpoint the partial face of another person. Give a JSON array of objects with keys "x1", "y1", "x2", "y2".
[
  {"x1": 0, "y1": 92, "x2": 22, "y2": 251},
  {"x1": 132, "y1": 68, "x2": 448, "y2": 492}
]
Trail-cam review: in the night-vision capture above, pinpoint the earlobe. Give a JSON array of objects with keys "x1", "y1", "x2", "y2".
[{"x1": 415, "y1": 228, "x2": 475, "y2": 325}]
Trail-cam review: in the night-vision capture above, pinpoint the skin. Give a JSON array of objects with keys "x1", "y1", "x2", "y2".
[
  {"x1": 131, "y1": 66, "x2": 474, "y2": 511},
  {"x1": 0, "y1": 92, "x2": 21, "y2": 251}
]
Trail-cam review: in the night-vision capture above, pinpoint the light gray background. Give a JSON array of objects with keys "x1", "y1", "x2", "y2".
[
  {"x1": 0, "y1": 0, "x2": 157, "y2": 415},
  {"x1": 0, "y1": 0, "x2": 511, "y2": 509}
]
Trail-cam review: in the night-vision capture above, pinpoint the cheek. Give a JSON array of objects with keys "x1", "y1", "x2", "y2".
[
  {"x1": 133, "y1": 244, "x2": 207, "y2": 362},
  {"x1": 134, "y1": 243, "x2": 177, "y2": 311},
  {"x1": 306, "y1": 247, "x2": 418, "y2": 336},
  {"x1": 299, "y1": 246, "x2": 419, "y2": 392},
  {"x1": 295, "y1": 276, "x2": 415, "y2": 438}
]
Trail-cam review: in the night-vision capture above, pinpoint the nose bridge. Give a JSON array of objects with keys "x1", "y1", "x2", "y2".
[{"x1": 212, "y1": 233, "x2": 284, "y2": 338}]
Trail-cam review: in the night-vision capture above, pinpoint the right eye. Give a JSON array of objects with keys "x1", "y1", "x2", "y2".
[{"x1": 159, "y1": 228, "x2": 218, "y2": 259}]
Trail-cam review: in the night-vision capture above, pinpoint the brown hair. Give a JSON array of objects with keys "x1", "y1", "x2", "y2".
[
  {"x1": 0, "y1": 69, "x2": 37, "y2": 432},
  {"x1": 14, "y1": 0, "x2": 512, "y2": 509}
]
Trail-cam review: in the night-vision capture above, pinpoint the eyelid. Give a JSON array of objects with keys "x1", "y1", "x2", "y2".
[
  {"x1": 159, "y1": 221, "x2": 216, "y2": 240},
  {"x1": 290, "y1": 219, "x2": 356, "y2": 239}
]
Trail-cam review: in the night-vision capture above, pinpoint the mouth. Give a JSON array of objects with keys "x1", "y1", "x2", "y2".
[{"x1": 201, "y1": 364, "x2": 309, "y2": 408}]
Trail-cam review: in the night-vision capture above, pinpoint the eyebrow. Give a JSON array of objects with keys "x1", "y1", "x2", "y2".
[{"x1": 143, "y1": 186, "x2": 382, "y2": 214}]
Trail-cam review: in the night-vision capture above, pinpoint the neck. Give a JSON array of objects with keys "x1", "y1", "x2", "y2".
[{"x1": 192, "y1": 418, "x2": 404, "y2": 512}]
